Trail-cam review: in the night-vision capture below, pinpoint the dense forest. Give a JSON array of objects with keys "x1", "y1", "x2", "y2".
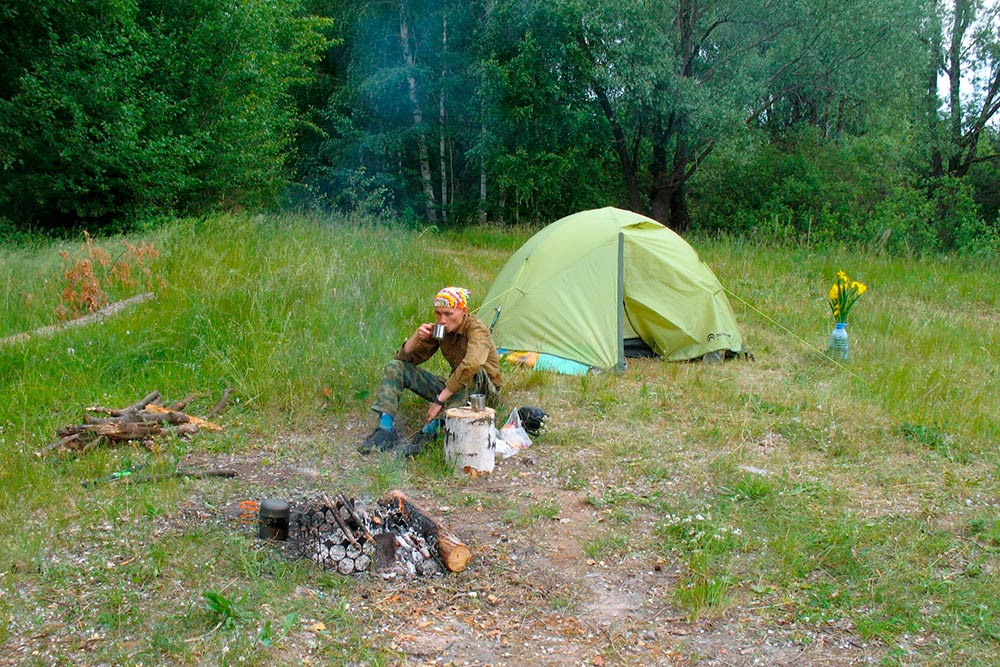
[{"x1": 2, "y1": 0, "x2": 1000, "y2": 253}]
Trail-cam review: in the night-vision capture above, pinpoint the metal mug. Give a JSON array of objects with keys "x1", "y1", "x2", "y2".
[
  {"x1": 432, "y1": 323, "x2": 447, "y2": 340},
  {"x1": 469, "y1": 393, "x2": 486, "y2": 411}
]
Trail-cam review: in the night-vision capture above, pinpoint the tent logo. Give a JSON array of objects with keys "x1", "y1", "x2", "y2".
[{"x1": 707, "y1": 332, "x2": 733, "y2": 343}]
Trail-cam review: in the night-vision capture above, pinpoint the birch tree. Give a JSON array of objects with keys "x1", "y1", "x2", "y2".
[{"x1": 399, "y1": 0, "x2": 439, "y2": 223}]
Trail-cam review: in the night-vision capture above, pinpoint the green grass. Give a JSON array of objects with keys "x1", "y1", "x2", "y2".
[{"x1": 2, "y1": 214, "x2": 1000, "y2": 664}]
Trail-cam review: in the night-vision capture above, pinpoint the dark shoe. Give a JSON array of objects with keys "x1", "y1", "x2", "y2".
[
  {"x1": 398, "y1": 430, "x2": 436, "y2": 458},
  {"x1": 358, "y1": 427, "x2": 399, "y2": 454}
]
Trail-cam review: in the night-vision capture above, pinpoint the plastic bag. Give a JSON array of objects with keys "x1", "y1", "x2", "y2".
[{"x1": 495, "y1": 407, "x2": 532, "y2": 459}]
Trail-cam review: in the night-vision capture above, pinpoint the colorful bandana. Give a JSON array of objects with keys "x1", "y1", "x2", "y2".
[{"x1": 432, "y1": 286, "x2": 470, "y2": 309}]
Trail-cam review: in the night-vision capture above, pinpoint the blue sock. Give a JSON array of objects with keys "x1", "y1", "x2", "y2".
[
  {"x1": 379, "y1": 413, "x2": 394, "y2": 431},
  {"x1": 421, "y1": 419, "x2": 439, "y2": 434}
]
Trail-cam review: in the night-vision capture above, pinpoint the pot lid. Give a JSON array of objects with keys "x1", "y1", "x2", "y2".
[{"x1": 259, "y1": 498, "x2": 290, "y2": 518}]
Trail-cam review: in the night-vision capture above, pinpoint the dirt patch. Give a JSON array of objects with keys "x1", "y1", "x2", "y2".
[{"x1": 165, "y1": 425, "x2": 880, "y2": 666}]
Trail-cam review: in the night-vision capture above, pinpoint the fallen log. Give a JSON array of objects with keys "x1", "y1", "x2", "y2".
[
  {"x1": 383, "y1": 489, "x2": 472, "y2": 573},
  {"x1": 0, "y1": 292, "x2": 155, "y2": 347}
]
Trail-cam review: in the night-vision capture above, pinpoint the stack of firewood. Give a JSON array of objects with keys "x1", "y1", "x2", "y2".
[{"x1": 291, "y1": 493, "x2": 379, "y2": 575}]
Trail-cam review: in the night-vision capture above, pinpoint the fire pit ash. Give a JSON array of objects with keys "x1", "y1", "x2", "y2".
[{"x1": 282, "y1": 490, "x2": 470, "y2": 578}]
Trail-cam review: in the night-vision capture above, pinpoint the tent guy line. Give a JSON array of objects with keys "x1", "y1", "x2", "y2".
[{"x1": 722, "y1": 287, "x2": 860, "y2": 379}]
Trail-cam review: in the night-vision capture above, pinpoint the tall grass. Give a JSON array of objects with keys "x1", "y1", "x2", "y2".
[
  {"x1": 1, "y1": 215, "x2": 999, "y2": 665},
  {"x1": 701, "y1": 236, "x2": 999, "y2": 447}
]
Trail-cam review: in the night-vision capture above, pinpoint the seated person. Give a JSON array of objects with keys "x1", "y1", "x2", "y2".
[{"x1": 359, "y1": 286, "x2": 503, "y2": 457}]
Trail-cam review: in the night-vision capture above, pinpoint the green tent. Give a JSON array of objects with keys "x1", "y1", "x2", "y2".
[{"x1": 477, "y1": 207, "x2": 744, "y2": 372}]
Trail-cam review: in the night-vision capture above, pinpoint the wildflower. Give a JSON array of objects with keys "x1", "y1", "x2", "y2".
[{"x1": 827, "y1": 270, "x2": 868, "y2": 324}]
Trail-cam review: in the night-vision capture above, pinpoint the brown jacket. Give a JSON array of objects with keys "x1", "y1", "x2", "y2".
[{"x1": 395, "y1": 313, "x2": 504, "y2": 394}]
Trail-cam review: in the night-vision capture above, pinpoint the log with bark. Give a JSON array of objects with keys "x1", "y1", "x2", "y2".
[
  {"x1": 443, "y1": 406, "x2": 496, "y2": 478},
  {"x1": 39, "y1": 389, "x2": 231, "y2": 456},
  {"x1": 383, "y1": 489, "x2": 472, "y2": 573}
]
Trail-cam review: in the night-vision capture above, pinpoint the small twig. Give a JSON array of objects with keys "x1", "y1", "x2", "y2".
[
  {"x1": 130, "y1": 468, "x2": 238, "y2": 485},
  {"x1": 204, "y1": 388, "x2": 234, "y2": 419},
  {"x1": 604, "y1": 626, "x2": 629, "y2": 663},
  {"x1": 184, "y1": 620, "x2": 223, "y2": 644},
  {"x1": 779, "y1": 644, "x2": 810, "y2": 666},
  {"x1": 82, "y1": 467, "x2": 237, "y2": 488}
]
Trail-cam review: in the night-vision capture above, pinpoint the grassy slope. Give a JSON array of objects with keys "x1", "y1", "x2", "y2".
[{"x1": 0, "y1": 214, "x2": 998, "y2": 666}]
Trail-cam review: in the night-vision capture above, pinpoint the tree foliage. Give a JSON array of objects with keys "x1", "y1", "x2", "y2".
[
  {"x1": 2, "y1": 0, "x2": 1000, "y2": 253},
  {"x1": 0, "y1": 0, "x2": 327, "y2": 233}
]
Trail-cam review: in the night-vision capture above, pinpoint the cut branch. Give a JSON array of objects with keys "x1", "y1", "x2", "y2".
[{"x1": 204, "y1": 388, "x2": 234, "y2": 419}]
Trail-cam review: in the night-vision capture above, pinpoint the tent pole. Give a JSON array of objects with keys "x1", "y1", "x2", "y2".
[{"x1": 616, "y1": 232, "x2": 626, "y2": 372}]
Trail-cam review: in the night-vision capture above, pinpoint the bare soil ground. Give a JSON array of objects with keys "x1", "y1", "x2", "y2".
[{"x1": 167, "y1": 420, "x2": 881, "y2": 667}]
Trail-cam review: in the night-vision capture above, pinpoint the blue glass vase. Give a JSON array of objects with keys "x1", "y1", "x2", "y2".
[{"x1": 827, "y1": 322, "x2": 849, "y2": 360}]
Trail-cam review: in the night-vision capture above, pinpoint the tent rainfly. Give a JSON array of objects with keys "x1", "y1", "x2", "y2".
[{"x1": 477, "y1": 207, "x2": 744, "y2": 373}]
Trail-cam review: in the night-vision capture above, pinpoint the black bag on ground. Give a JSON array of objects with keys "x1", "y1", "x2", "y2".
[{"x1": 517, "y1": 406, "x2": 547, "y2": 436}]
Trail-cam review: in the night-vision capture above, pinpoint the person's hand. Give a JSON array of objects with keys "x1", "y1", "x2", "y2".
[
  {"x1": 427, "y1": 402, "x2": 443, "y2": 421},
  {"x1": 404, "y1": 323, "x2": 434, "y2": 353},
  {"x1": 415, "y1": 322, "x2": 434, "y2": 340}
]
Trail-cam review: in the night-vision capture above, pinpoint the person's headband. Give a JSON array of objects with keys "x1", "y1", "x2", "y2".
[{"x1": 432, "y1": 286, "x2": 470, "y2": 309}]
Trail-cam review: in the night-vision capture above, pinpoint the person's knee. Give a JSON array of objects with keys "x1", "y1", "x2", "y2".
[{"x1": 384, "y1": 359, "x2": 406, "y2": 375}]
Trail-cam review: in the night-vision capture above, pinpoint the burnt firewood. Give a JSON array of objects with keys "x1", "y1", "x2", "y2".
[
  {"x1": 337, "y1": 492, "x2": 375, "y2": 542},
  {"x1": 382, "y1": 490, "x2": 472, "y2": 573},
  {"x1": 322, "y1": 493, "x2": 361, "y2": 547}
]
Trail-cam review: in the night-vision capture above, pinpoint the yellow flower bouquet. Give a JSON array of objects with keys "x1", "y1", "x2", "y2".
[{"x1": 828, "y1": 270, "x2": 867, "y2": 324}]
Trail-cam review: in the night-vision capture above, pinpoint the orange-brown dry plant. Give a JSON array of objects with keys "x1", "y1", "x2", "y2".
[{"x1": 56, "y1": 231, "x2": 165, "y2": 320}]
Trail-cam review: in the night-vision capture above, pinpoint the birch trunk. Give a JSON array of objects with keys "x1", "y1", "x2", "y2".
[
  {"x1": 443, "y1": 406, "x2": 496, "y2": 478},
  {"x1": 399, "y1": 2, "x2": 438, "y2": 223},
  {"x1": 439, "y1": 13, "x2": 448, "y2": 222}
]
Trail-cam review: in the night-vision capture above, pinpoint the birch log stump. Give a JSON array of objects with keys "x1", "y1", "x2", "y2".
[{"x1": 443, "y1": 406, "x2": 496, "y2": 478}]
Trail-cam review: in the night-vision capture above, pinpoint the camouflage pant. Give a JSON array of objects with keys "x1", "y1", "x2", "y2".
[{"x1": 370, "y1": 360, "x2": 499, "y2": 416}]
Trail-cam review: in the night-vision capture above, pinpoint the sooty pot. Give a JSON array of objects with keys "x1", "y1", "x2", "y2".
[{"x1": 258, "y1": 498, "x2": 290, "y2": 541}]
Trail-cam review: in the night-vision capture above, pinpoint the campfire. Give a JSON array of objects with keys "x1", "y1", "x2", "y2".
[{"x1": 274, "y1": 490, "x2": 471, "y2": 578}]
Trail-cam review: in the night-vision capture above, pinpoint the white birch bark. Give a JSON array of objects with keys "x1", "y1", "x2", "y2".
[{"x1": 399, "y1": 2, "x2": 438, "y2": 223}]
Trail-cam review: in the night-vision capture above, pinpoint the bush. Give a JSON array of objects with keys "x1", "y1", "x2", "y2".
[
  {"x1": 690, "y1": 127, "x2": 999, "y2": 255},
  {"x1": 0, "y1": 0, "x2": 328, "y2": 234}
]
